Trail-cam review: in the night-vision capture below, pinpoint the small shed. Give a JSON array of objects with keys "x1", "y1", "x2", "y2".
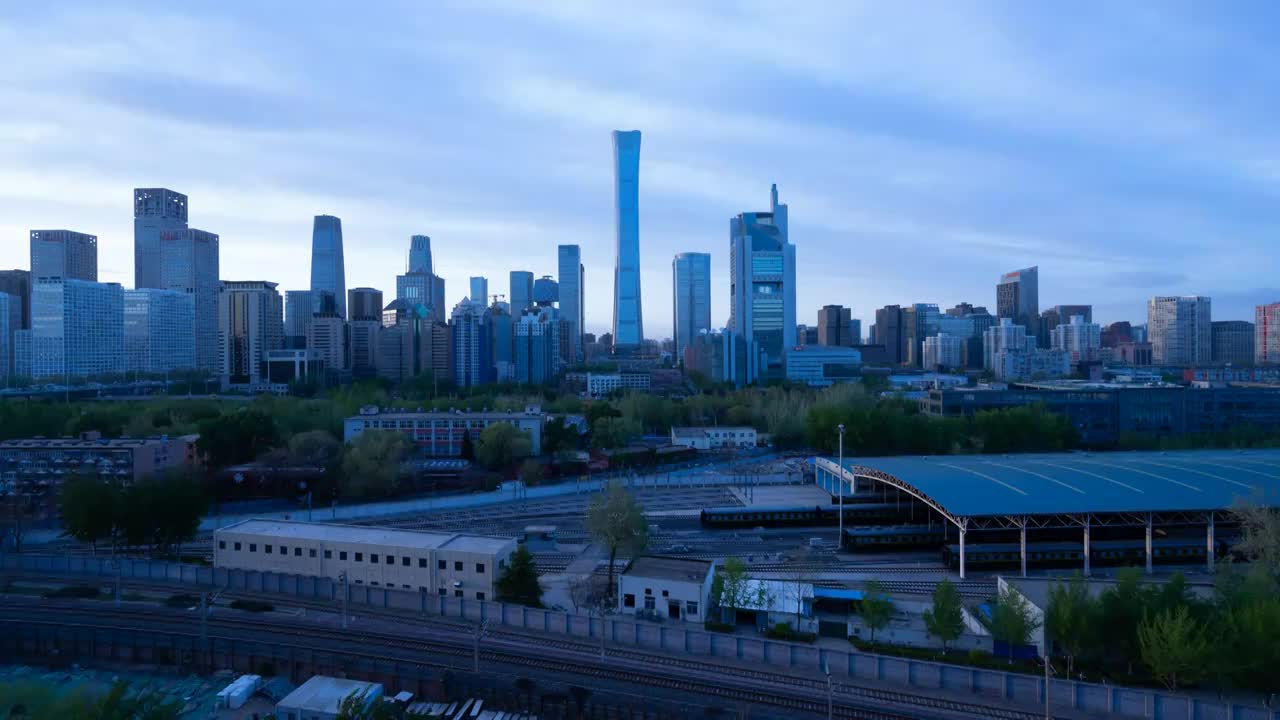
[{"x1": 617, "y1": 556, "x2": 715, "y2": 623}]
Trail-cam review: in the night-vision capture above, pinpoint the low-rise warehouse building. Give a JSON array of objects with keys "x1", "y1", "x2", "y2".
[
  {"x1": 617, "y1": 556, "x2": 714, "y2": 623},
  {"x1": 669, "y1": 426, "x2": 757, "y2": 451},
  {"x1": 213, "y1": 519, "x2": 517, "y2": 601},
  {"x1": 275, "y1": 675, "x2": 382, "y2": 720}
]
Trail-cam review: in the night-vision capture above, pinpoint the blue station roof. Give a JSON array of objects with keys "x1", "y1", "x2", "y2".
[{"x1": 837, "y1": 450, "x2": 1280, "y2": 518}]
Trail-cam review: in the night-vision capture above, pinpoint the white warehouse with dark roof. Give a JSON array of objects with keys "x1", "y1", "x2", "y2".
[{"x1": 213, "y1": 519, "x2": 517, "y2": 601}]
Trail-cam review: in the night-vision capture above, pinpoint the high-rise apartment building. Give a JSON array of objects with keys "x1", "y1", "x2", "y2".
[
  {"x1": 1258, "y1": 303, "x2": 1280, "y2": 365},
  {"x1": 672, "y1": 252, "x2": 711, "y2": 362},
  {"x1": 729, "y1": 185, "x2": 795, "y2": 379},
  {"x1": 469, "y1": 277, "x2": 489, "y2": 305},
  {"x1": 611, "y1": 130, "x2": 644, "y2": 348},
  {"x1": 1210, "y1": 320, "x2": 1254, "y2": 365},
  {"x1": 922, "y1": 334, "x2": 964, "y2": 371},
  {"x1": 133, "y1": 188, "x2": 188, "y2": 289},
  {"x1": 31, "y1": 278, "x2": 124, "y2": 379},
  {"x1": 310, "y1": 215, "x2": 346, "y2": 319},
  {"x1": 983, "y1": 318, "x2": 1031, "y2": 370},
  {"x1": 347, "y1": 288, "x2": 383, "y2": 322},
  {"x1": 159, "y1": 228, "x2": 220, "y2": 372},
  {"x1": 124, "y1": 289, "x2": 195, "y2": 375},
  {"x1": 1050, "y1": 315, "x2": 1102, "y2": 364},
  {"x1": 996, "y1": 266, "x2": 1039, "y2": 341},
  {"x1": 510, "y1": 271, "x2": 534, "y2": 314},
  {"x1": 284, "y1": 290, "x2": 312, "y2": 349},
  {"x1": 872, "y1": 305, "x2": 904, "y2": 365},
  {"x1": 558, "y1": 245, "x2": 585, "y2": 363},
  {"x1": 307, "y1": 313, "x2": 347, "y2": 372},
  {"x1": 451, "y1": 300, "x2": 486, "y2": 388},
  {"x1": 1039, "y1": 304, "x2": 1092, "y2": 348},
  {"x1": 1148, "y1": 296, "x2": 1211, "y2": 365},
  {"x1": 30, "y1": 230, "x2": 97, "y2": 281},
  {"x1": 817, "y1": 305, "x2": 854, "y2": 347},
  {"x1": 218, "y1": 281, "x2": 283, "y2": 387}
]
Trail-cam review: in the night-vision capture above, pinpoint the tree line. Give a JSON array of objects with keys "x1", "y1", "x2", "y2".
[{"x1": 59, "y1": 469, "x2": 208, "y2": 557}]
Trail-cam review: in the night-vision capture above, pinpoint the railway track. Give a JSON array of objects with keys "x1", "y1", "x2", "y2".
[{"x1": 0, "y1": 599, "x2": 1052, "y2": 720}]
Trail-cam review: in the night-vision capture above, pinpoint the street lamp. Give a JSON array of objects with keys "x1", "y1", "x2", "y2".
[{"x1": 836, "y1": 424, "x2": 847, "y2": 544}]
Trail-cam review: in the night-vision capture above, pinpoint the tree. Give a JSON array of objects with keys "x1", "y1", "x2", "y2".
[
  {"x1": 1214, "y1": 582, "x2": 1280, "y2": 699},
  {"x1": 195, "y1": 409, "x2": 277, "y2": 468},
  {"x1": 585, "y1": 482, "x2": 649, "y2": 600},
  {"x1": 590, "y1": 416, "x2": 640, "y2": 450},
  {"x1": 475, "y1": 423, "x2": 532, "y2": 470},
  {"x1": 1045, "y1": 573, "x2": 1096, "y2": 674},
  {"x1": 1232, "y1": 497, "x2": 1280, "y2": 582},
  {"x1": 519, "y1": 458, "x2": 545, "y2": 486},
  {"x1": 288, "y1": 429, "x2": 343, "y2": 475},
  {"x1": 923, "y1": 578, "x2": 965, "y2": 653},
  {"x1": 495, "y1": 545, "x2": 543, "y2": 607},
  {"x1": 59, "y1": 475, "x2": 116, "y2": 553},
  {"x1": 335, "y1": 689, "x2": 399, "y2": 720},
  {"x1": 341, "y1": 431, "x2": 411, "y2": 498},
  {"x1": 859, "y1": 580, "x2": 894, "y2": 645},
  {"x1": 1138, "y1": 605, "x2": 1210, "y2": 690},
  {"x1": 984, "y1": 585, "x2": 1043, "y2": 661},
  {"x1": 1097, "y1": 568, "x2": 1151, "y2": 672},
  {"x1": 459, "y1": 429, "x2": 475, "y2": 461},
  {"x1": 543, "y1": 416, "x2": 577, "y2": 454}
]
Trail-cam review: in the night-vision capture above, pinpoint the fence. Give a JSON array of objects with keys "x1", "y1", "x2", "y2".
[{"x1": 3, "y1": 552, "x2": 1274, "y2": 720}]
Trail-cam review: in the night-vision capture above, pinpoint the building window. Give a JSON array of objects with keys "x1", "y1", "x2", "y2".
[
  {"x1": 438, "y1": 560, "x2": 446, "y2": 570},
  {"x1": 339, "y1": 551, "x2": 347, "y2": 560},
  {"x1": 402, "y1": 557, "x2": 410, "y2": 567},
  {"x1": 686, "y1": 601, "x2": 699, "y2": 616},
  {"x1": 645, "y1": 588, "x2": 652, "y2": 595},
  {"x1": 233, "y1": 542, "x2": 241, "y2": 551},
  {"x1": 418, "y1": 558, "x2": 427, "y2": 568},
  {"x1": 454, "y1": 590, "x2": 464, "y2": 598},
  {"x1": 370, "y1": 554, "x2": 378, "y2": 563},
  {"x1": 265, "y1": 545, "x2": 272, "y2": 554},
  {"x1": 218, "y1": 541, "x2": 226, "y2": 550},
  {"x1": 475, "y1": 563, "x2": 485, "y2": 574},
  {"x1": 644, "y1": 596, "x2": 655, "y2": 611},
  {"x1": 355, "y1": 553, "x2": 363, "y2": 562},
  {"x1": 662, "y1": 590, "x2": 669, "y2": 597},
  {"x1": 249, "y1": 544, "x2": 257, "y2": 552},
  {"x1": 454, "y1": 561, "x2": 463, "y2": 571},
  {"x1": 624, "y1": 594, "x2": 636, "y2": 608},
  {"x1": 438, "y1": 588, "x2": 447, "y2": 596},
  {"x1": 280, "y1": 546, "x2": 288, "y2": 555},
  {"x1": 296, "y1": 548, "x2": 303, "y2": 557},
  {"x1": 324, "y1": 550, "x2": 332, "y2": 559},
  {"x1": 403, "y1": 584, "x2": 411, "y2": 589},
  {"x1": 385, "y1": 555, "x2": 395, "y2": 565},
  {"x1": 476, "y1": 592, "x2": 486, "y2": 601},
  {"x1": 371, "y1": 581, "x2": 379, "y2": 586}
]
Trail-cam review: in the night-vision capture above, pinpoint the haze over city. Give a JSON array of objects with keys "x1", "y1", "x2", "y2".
[{"x1": 2, "y1": 1, "x2": 1278, "y2": 336}]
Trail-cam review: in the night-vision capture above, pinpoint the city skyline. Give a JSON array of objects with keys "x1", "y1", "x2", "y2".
[{"x1": 0, "y1": 4, "x2": 1277, "y2": 336}]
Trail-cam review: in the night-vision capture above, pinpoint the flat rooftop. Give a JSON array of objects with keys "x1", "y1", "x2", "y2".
[
  {"x1": 833, "y1": 449, "x2": 1280, "y2": 518},
  {"x1": 624, "y1": 556, "x2": 713, "y2": 583},
  {"x1": 215, "y1": 519, "x2": 512, "y2": 552},
  {"x1": 278, "y1": 675, "x2": 379, "y2": 712}
]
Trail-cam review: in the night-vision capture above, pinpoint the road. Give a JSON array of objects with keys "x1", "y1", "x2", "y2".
[{"x1": 0, "y1": 596, "x2": 1069, "y2": 720}]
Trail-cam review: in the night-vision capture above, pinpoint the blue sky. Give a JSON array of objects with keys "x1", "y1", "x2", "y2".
[{"x1": 1, "y1": 1, "x2": 1277, "y2": 336}]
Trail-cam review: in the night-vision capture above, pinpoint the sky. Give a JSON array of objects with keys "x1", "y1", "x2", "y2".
[{"x1": 1, "y1": 1, "x2": 1278, "y2": 337}]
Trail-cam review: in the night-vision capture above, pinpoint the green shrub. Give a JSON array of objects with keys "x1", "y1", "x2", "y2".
[
  {"x1": 42, "y1": 585, "x2": 100, "y2": 599},
  {"x1": 164, "y1": 593, "x2": 201, "y2": 608},
  {"x1": 229, "y1": 599, "x2": 274, "y2": 613},
  {"x1": 703, "y1": 621, "x2": 735, "y2": 634}
]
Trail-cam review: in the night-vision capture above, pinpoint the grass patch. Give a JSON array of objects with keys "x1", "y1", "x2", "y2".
[
  {"x1": 42, "y1": 585, "x2": 101, "y2": 600},
  {"x1": 164, "y1": 593, "x2": 202, "y2": 608},
  {"x1": 229, "y1": 599, "x2": 274, "y2": 613}
]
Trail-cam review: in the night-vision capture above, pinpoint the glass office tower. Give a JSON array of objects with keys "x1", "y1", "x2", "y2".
[
  {"x1": 672, "y1": 252, "x2": 711, "y2": 362},
  {"x1": 611, "y1": 130, "x2": 643, "y2": 348},
  {"x1": 30, "y1": 230, "x2": 97, "y2": 282},
  {"x1": 310, "y1": 215, "x2": 347, "y2": 319},
  {"x1": 558, "y1": 244, "x2": 583, "y2": 362},
  {"x1": 133, "y1": 188, "x2": 188, "y2": 289},
  {"x1": 510, "y1": 271, "x2": 534, "y2": 314},
  {"x1": 728, "y1": 185, "x2": 795, "y2": 380}
]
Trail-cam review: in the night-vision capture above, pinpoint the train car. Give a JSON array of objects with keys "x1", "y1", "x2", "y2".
[
  {"x1": 842, "y1": 525, "x2": 949, "y2": 552},
  {"x1": 700, "y1": 502, "x2": 906, "y2": 529},
  {"x1": 941, "y1": 537, "x2": 1221, "y2": 571}
]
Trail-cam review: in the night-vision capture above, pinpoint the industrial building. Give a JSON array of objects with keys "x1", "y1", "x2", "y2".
[
  {"x1": 815, "y1": 449, "x2": 1280, "y2": 579},
  {"x1": 669, "y1": 426, "x2": 757, "y2": 451},
  {"x1": 275, "y1": 675, "x2": 382, "y2": 720},
  {"x1": 617, "y1": 556, "x2": 715, "y2": 623},
  {"x1": 213, "y1": 519, "x2": 517, "y2": 600},
  {"x1": 342, "y1": 406, "x2": 543, "y2": 456}
]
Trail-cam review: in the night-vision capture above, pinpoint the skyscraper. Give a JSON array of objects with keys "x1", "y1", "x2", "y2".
[
  {"x1": 1210, "y1": 320, "x2": 1254, "y2": 365},
  {"x1": 307, "y1": 313, "x2": 347, "y2": 372},
  {"x1": 451, "y1": 299, "x2": 486, "y2": 388},
  {"x1": 1148, "y1": 296, "x2": 1211, "y2": 365},
  {"x1": 0, "y1": 294, "x2": 11, "y2": 381},
  {"x1": 284, "y1": 290, "x2": 312, "y2": 349},
  {"x1": 612, "y1": 130, "x2": 644, "y2": 348},
  {"x1": 487, "y1": 303, "x2": 514, "y2": 382},
  {"x1": 872, "y1": 305, "x2": 904, "y2": 365},
  {"x1": 515, "y1": 304, "x2": 562, "y2": 385},
  {"x1": 133, "y1": 188, "x2": 188, "y2": 289},
  {"x1": 510, "y1": 271, "x2": 534, "y2": 314},
  {"x1": 124, "y1": 288, "x2": 195, "y2": 374},
  {"x1": 1039, "y1": 304, "x2": 1092, "y2": 348},
  {"x1": 218, "y1": 281, "x2": 283, "y2": 387},
  {"x1": 30, "y1": 230, "x2": 97, "y2": 281},
  {"x1": 672, "y1": 252, "x2": 711, "y2": 361},
  {"x1": 996, "y1": 266, "x2": 1039, "y2": 340},
  {"x1": 409, "y1": 235, "x2": 433, "y2": 274},
  {"x1": 817, "y1": 305, "x2": 854, "y2": 347},
  {"x1": 0, "y1": 270, "x2": 30, "y2": 378},
  {"x1": 347, "y1": 287, "x2": 383, "y2": 322},
  {"x1": 469, "y1": 277, "x2": 489, "y2": 305},
  {"x1": 558, "y1": 245, "x2": 584, "y2": 363},
  {"x1": 901, "y1": 303, "x2": 940, "y2": 367},
  {"x1": 31, "y1": 277, "x2": 124, "y2": 379},
  {"x1": 310, "y1": 215, "x2": 346, "y2": 319},
  {"x1": 159, "y1": 228, "x2": 220, "y2": 372},
  {"x1": 1258, "y1": 302, "x2": 1280, "y2": 365},
  {"x1": 729, "y1": 185, "x2": 796, "y2": 378}
]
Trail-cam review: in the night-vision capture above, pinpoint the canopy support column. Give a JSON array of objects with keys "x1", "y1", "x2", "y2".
[
  {"x1": 1145, "y1": 513, "x2": 1153, "y2": 575},
  {"x1": 1083, "y1": 518, "x2": 1091, "y2": 577}
]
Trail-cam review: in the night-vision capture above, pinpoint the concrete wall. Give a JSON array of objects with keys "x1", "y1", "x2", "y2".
[{"x1": 5, "y1": 552, "x2": 1278, "y2": 720}]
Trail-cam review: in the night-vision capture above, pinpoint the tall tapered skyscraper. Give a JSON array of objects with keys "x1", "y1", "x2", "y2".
[
  {"x1": 611, "y1": 130, "x2": 643, "y2": 348},
  {"x1": 310, "y1": 215, "x2": 346, "y2": 319},
  {"x1": 133, "y1": 188, "x2": 188, "y2": 289}
]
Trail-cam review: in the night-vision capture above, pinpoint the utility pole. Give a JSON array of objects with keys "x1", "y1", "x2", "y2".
[
  {"x1": 825, "y1": 664, "x2": 833, "y2": 720},
  {"x1": 836, "y1": 424, "x2": 846, "y2": 545},
  {"x1": 340, "y1": 571, "x2": 349, "y2": 629}
]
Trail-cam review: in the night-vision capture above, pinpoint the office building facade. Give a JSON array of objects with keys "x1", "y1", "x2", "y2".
[
  {"x1": 558, "y1": 245, "x2": 585, "y2": 363},
  {"x1": 310, "y1": 215, "x2": 346, "y2": 319},
  {"x1": 872, "y1": 305, "x2": 904, "y2": 365},
  {"x1": 307, "y1": 313, "x2": 347, "y2": 372},
  {"x1": 1051, "y1": 315, "x2": 1102, "y2": 365},
  {"x1": 683, "y1": 329, "x2": 763, "y2": 388},
  {"x1": 784, "y1": 346, "x2": 862, "y2": 387},
  {"x1": 347, "y1": 287, "x2": 383, "y2": 322},
  {"x1": 514, "y1": 304, "x2": 562, "y2": 385},
  {"x1": 901, "y1": 303, "x2": 940, "y2": 367},
  {"x1": 31, "y1": 278, "x2": 124, "y2": 379},
  {"x1": 0, "y1": 294, "x2": 10, "y2": 380},
  {"x1": 672, "y1": 252, "x2": 711, "y2": 362},
  {"x1": 469, "y1": 277, "x2": 489, "y2": 305},
  {"x1": 510, "y1": 271, "x2": 534, "y2": 314},
  {"x1": 124, "y1": 289, "x2": 195, "y2": 375},
  {"x1": 1148, "y1": 296, "x2": 1211, "y2": 365},
  {"x1": 983, "y1": 318, "x2": 1031, "y2": 370},
  {"x1": 0, "y1": 270, "x2": 31, "y2": 331},
  {"x1": 816, "y1": 305, "x2": 854, "y2": 347},
  {"x1": 1210, "y1": 320, "x2": 1254, "y2": 365},
  {"x1": 1039, "y1": 304, "x2": 1092, "y2": 348},
  {"x1": 996, "y1": 266, "x2": 1039, "y2": 341},
  {"x1": 283, "y1": 290, "x2": 312, "y2": 349},
  {"x1": 218, "y1": 281, "x2": 283, "y2": 387},
  {"x1": 409, "y1": 234, "x2": 433, "y2": 274},
  {"x1": 133, "y1": 188, "x2": 188, "y2": 289},
  {"x1": 612, "y1": 130, "x2": 644, "y2": 347},
  {"x1": 159, "y1": 228, "x2": 220, "y2": 372},
  {"x1": 451, "y1": 300, "x2": 486, "y2": 388},
  {"x1": 30, "y1": 230, "x2": 97, "y2": 282},
  {"x1": 348, "y1": 319, "x2": 380, "y2": 379},
  {"x1": 922, "y1": 334, "x2": 964, "y2": 371},
  {"x1": 729, "y1": 185, "x2": 795, "y2": 379},
  {"x1": 1259, "y1": 303, "x2": 1280, "y2": 365}
]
